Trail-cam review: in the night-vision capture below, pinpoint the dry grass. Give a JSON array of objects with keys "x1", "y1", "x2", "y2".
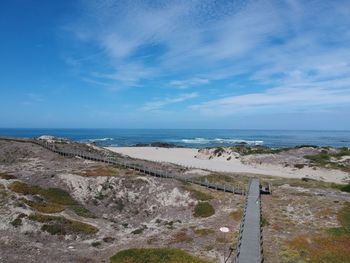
[
  {"x1": 229, "y1": 209, "x2": 243, "y2": 221},
  {"x1": 284, "y1": 202, "x2": 350, "y2": 263},
  {"x1": 9, "y1": 181, "x2": 95, "y2": 217},
  {"x1": 20, "y1": 198, "x2": 65, "y2": 213},
  {"x1": 78, "y1": 165, "x2": 120, "y2": 177},
  {"x1": 78, "y1": 165, "x2": 139, "y2": 177},
  {"x1": 170, "y1": 230, "x2": 193, "y2": 244},
  {"x1": 28, "y1": 213, "x2": 98, "y2": 235},
  {"x1": 194, "y1": 228, "x2": 215, "y2": 236}
]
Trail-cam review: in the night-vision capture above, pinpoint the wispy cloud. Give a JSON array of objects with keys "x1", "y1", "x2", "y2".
[
  {"x1": 191, "y1": 85, "x2": 350, "y2": 116},
  {"x1": 64, "y1": 0, "x2": 350, "y2": 115},
  {"x1": 20, "y1": 93, "x2": 45, "y2": 106},
  {"x1": 169, "y1": 78, "x2": 209, "y2": 89},
  {"x1": 140, "y1": 92, "x2": 198, "y2": 111}
]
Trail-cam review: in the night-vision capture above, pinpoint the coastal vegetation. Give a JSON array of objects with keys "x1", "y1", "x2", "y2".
[
  {"x1": 0, "y1": 172, "x2": 16, "y2": 180},
  {"x1": 9, "y1": 181, "x2": 95, "y2": 217},
  {"x1": 110, "y1": 248, "x2": 210, "y2": 263},
  {"x1": 284, "y1": 202, "x2": 350, "y2": 263},
  {"x1": 182, "y1": 185, "x2": 213, "y2": 201},
  {"x1": 28, "y1": 213, "x2": 98, "y2": 235},
  {"x1": 194, "y1": 173, "x2": 249, "y2": 188},
  {"x1": 229, "y1": 209, "x2": 243, "y2": 221},
  {"x1": 170, "y1": 230, "x2": 193, "y2": 243},
  {"x1": 193, "y1": 202, "x2": 215, "y2": 218},
  {"x1": 194, "y1": 228, "x2": 215, "y2": 236},
  {"x1": 304, "y1": 147, "x2": 350, "y2": 172}
]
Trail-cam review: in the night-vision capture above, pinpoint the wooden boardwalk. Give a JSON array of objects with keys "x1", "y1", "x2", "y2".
[
  {"x1": 0, "y1": 137, "x2": 246, "y2": 195},
  {"x1": 233, "y1": 178, "x2": 262, "y2": 263}
]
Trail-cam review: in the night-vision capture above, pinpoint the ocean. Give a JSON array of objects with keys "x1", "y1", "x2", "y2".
[{"x1": 0, "y1": 129, "x2": 349, "y2": 149}]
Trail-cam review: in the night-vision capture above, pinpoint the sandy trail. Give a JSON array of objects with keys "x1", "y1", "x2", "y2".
[{"x1": 106, "y1": 147, "x2": 350, "y2": 184}]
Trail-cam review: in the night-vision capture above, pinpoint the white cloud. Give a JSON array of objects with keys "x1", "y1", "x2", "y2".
[
  {"x1": 191, "y1": 85, "x2": 350, "y2": 116},
  {"x1": 65, "y1": 0, "x2": 350, "y2": 116},
  {"x1": 141, "y1": 92, "x2": 198, "y2": 111},
  {"x1": 169, "y1": 78, "x2": 209, "y2": 89}
]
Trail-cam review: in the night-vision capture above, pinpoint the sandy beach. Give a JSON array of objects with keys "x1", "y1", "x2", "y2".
[{"x1": 106, "y1": 146, "x2": 350, "y2": 184}]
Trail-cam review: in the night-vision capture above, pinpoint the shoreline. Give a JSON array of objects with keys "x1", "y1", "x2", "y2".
[{"x1": 106, "y1": 146, "x2": 350, "y2": 184}]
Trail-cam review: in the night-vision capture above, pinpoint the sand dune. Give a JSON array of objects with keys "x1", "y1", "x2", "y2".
[{"x1": 106, "y1": 147, "x2": 350, "y2": 184}]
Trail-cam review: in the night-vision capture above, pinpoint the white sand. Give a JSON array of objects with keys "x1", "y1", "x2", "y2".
[{"x1": 106, "y1": 147, "x2": 350, "y2": 184}]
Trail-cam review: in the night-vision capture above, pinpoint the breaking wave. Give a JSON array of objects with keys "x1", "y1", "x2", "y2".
[
  {"x1": 179, "y1": 138, "x2": 264, "y2": 145},
  {"x1": 86, "y1": 138, "x2": 114, "y2": 142}
]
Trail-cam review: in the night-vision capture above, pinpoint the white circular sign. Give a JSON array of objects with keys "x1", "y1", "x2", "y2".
[{"x1": 220, "y1": 227, "x2": 229, "y2": 233}]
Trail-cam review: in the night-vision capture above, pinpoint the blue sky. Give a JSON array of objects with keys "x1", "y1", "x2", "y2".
[{"x1": 1, "y1": 0, "x2": 350, "y2": 129}]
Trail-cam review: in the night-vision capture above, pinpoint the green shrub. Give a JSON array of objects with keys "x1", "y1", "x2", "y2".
[
  {"x1": 339, "y1": 184, "x2": 350, "y2": 193},
  {"x1": 193, "y1": 202, "x2": 215, "y2": 218},
  {"x1": 131, "y1": 228, "x2": 144, "y2": 235},
  {"x1": 131, "y1": 225, "x2": 147, "y2": 235},
  {"x1": 262, "y1": 217, "x2": 269, "y2": 227},
  {"x1": 71, "y1": 204, "x2": 96, "y2": 218},
  {"x1": 110, "y1": 248, "x2": 210, "y2": 263},
  {"x1": 11, "y1": 218, "x2": 22, "y2": 227},
  {"x1": 91, "y1": 241, "x2": 101, "y2": 247}
]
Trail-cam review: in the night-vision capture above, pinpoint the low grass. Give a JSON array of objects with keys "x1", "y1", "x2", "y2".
[
  {"x1": 304, "y1": 147, "x2": 350, "y2": 172},
  {"x1": 228, "y1": 145, "x2": 325, "y2": 156},
  {"x1": 110, "y1": 248, "x2": 210, "y2": 263},
  {"x1": 193, "y1": 202, "x2": 215, "y2": 218},
  {"x1": 229, "y1": 146, "x2": 284, "y2": 155},
  {"x1": 28, "y1": 213, "x2": 98, "y2": 235},
  {"x1": 270, "y1": 177, "x2": 350, "y2": 192},
  {"x1": 9, "y1": 181, "x2": 95, "y2": 217},
  {"x1": 20, "y1": 198, "x2": 65, "y2": 213},
  {"x1": 183, "y1": 186, "x2": 213, "y2": 201},
  {"x1": 194, "y1": 228, "x2": 215, "y2": 236},
  {"x1": 286, "y1": 202, "x2": 350, "y2": 263}
]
